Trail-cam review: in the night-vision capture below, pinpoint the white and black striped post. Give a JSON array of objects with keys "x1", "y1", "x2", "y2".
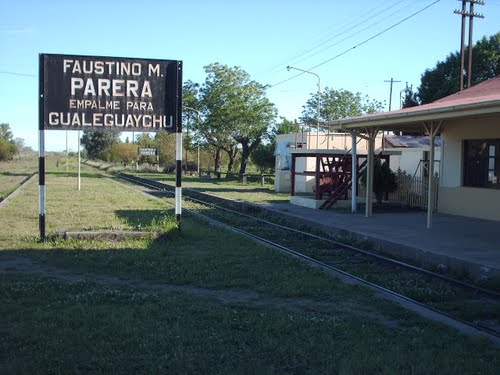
[
  {"x1": 175, "y1": 61, "x2": 183, "y2": 226},
  {"x1": 175, "y1": 117, "x2": 182, "y2": 224},
  {"x1": 38, "y1": 54, "x2": 46, "y2": 240}
]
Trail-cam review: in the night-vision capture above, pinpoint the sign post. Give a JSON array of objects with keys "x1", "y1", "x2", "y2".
[
  {"x1": 77, "y1": 130, "x2": 81, "y2": 191},
  {"x1": 39, "y1": 55, "x2": 46, "y2": 240},
  {"x1": 39, "y1": 54, "x2": 182, "y2": 240}
]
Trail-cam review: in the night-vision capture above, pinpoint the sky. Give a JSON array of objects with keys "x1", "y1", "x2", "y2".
[{"x1": 1, "y1": 0, "x2": 499, "y2": 152}]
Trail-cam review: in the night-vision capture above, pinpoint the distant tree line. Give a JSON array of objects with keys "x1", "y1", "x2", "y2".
[{"x1": 79, "y1": 61, "x2": 388, "y2": 177}]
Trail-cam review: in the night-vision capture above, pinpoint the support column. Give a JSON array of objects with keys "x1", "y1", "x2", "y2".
[
  {"x1": 315, "y1": 155, "x2": 321, "y2": 200},
  {"x1": 425, "y1": 121, "x2": 442, "y2": 229},
  {"x1": 365, "y1": 134, "x2": 373, "y2": 218},
  {"x1": 291, "y1": 154, "x2": 296, "y2": 196},
  {"x1": 365, "y1": 128, "x2": 378, "y2": 217}
]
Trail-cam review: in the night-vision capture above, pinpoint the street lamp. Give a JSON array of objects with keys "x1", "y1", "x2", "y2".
[
  {"x1": 287, "y1": 66, "x2": 321, "y2": 149},
  {"x1": 184, "y1": 106, "x2": 201, "y2": 177}
]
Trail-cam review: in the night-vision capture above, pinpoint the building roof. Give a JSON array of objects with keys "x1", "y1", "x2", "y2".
[
  {"x1": 384, "y1": 135, "x2": 441, "y2": 148},
  {"x1": 328, "y1": 75, "x2": 500, "y2": 132}
]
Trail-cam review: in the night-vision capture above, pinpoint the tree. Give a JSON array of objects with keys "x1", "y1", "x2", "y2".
[
  {"x1": 222, "y1": 144, "x2": 239, "y2": 177},
  {"x1": 110, "y1": 143, "x2": 138, "y2": 164},
  {"x1": 401, "y1": 85, "x2": 420, "y2": 109},
  {"x1": 273, "y1": 117, "x2": 299, "y2": 136},
  {"x1": 14, "y1": 138, "x2": 25, "y2": 155},
  {"x1": 0, "y1": 124, "x2": 17, "y2": 161},
  {"x1": 418, "y1": 33, "x2": 499, "y2": 104},
  {"x1": 155, "y1": 132, "x2": 176, "y2": 171},
  {"x1": 0, "y1": 123, "x2": 14, "y2": 142},
  {"x1": 0, "y1": 139, "x2": 16, "y2": 161},
  {"x1": 197, "y1": 64, "x2": 239, "y2": 178},
  {"x1": 232, "y1": 87, "x2": 277, "y2": 176},
  {"x1": 198, "y1": 63, "x2": 276, "y2": 178},
  {"x1": 251, "y1": 143, "x2": 275, "y2": 174},
  {"x1": 301, "y1": 88, "x2": 383, "y2": 124},
  {"x1": 80, "y1": 130, "x2": 120, "y2": 160},
  {"x1": 135, "y1": 133, "x2": 155, "y2": 147}
]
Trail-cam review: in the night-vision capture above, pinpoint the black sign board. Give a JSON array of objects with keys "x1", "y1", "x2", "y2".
[
  {"x1": 40, "y1": 54, "x2": 181, "y2": 132},
  {"x1": 139, "y1": 147, "x2": 158, "y2": 156}
]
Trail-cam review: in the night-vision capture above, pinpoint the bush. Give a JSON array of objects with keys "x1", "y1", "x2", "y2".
[
  {"x1": 163, "y1": 161, "x2": 198, "y2": 174},
  {"x1": 251, "y1": 143, "x2": 275, "y2": 174},
  {"x1": 110, "y1": 143, "x2": 138, "y2": 164},
  {"x1": 362, "y1": 159, "x2": 397, "y2": 203},
  {"x1": 163, "y1": 163, "x2": 176, "y2": 174},
  {"x1": 0, "y1": 139, "x2": 17, "y2": 161}
]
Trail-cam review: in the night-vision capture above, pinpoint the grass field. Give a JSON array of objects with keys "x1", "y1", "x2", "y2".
[
  {"x1": 1, "y1": 163, "x2": 499, "y2": 374},
  {"x1": 138, "y1": 172, "x2": 291, "y2": 205},
  {"x1": 0, "y1": 155, "x2": 37, "y2": 201}
]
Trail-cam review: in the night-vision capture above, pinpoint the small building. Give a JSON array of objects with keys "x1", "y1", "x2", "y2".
[
  {"x1": 275, "y1": 132, "x2": 384, "y2": 194},
  {"x1": 327, "y1": 75, "x2": 500, "y2": 225},
  {"x1": 274, "y1": 131, "x2": 441, "y2": 198}
]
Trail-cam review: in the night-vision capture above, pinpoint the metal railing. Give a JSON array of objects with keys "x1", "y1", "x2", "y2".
[{"x1": 352, "y1": 172, "x2": 439, "y2": 211}]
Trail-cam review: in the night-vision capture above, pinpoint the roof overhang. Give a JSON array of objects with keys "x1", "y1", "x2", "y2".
[{"x1": 328, "y1": 100, "x2": 500, "y2": 133}]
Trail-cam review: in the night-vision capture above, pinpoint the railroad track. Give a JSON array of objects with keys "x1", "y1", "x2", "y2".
[
  {"x1": 118, "y1": 173, "x2": 500, "y2": 343},
  {"x1": 0, "y1": 172, "x2": 37, "y2": 208}
]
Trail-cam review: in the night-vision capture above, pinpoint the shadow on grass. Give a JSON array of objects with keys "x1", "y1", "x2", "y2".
[
  {"x1": 187, "y1": 187, "x2": 274, "y2": 194},
  {"x1": 1, "y1": 171, "x2": 34, "y2": 177},
  {"x1": 49, "y1": 171, "x2": 105, "y2": 178}
]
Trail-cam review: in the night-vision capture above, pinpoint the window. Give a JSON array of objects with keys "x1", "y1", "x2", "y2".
[{"x1": 463, "y1": 139, "x2": 500, "y2": 188}]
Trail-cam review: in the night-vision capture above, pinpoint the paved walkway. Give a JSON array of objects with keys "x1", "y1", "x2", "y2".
[{"x1": 265, "y1": 202, "x2": 500, "y2": 280}]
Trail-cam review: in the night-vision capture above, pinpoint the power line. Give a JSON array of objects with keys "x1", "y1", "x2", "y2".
[
  {"x1": 287, "y1": 0, "x2": 422, "y2": 69},
  {"x1": 308, "y1": 0, "x2": 441, "y2": 72},
  {"x1": 269, "y1": 0, "x2": 441, "y2": 89},
  {"x1": 271, "y1": 0, "x2": 410, "y2": 71},
  {"x1": 0, "y1": 71, "x2": 36, "y2": 77}
]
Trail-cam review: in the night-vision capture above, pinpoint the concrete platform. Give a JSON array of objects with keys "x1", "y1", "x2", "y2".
[
  {"x1": 290, "y1": 196, "x2": 325, "y2": 209},
  {"x1": 264, "y1": 202, "x2": 500, "y2": 281},
  {"x1": 290, "y1": 196, "x2": 365, "y2": 210}
]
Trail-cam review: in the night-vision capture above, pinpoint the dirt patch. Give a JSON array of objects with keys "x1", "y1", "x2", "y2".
[
  {"x1": 0, "y1": 256, "x2": 400, "y2": 329},
  {"x1": 60, "y1": 230, "x2": 163, "y2": 241}
]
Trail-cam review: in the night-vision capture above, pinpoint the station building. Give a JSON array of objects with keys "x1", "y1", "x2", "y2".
[{"x1": 276, "y1": 75, "x2": 500, "y2": 225}]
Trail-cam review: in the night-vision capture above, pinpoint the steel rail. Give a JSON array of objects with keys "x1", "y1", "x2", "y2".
[
  {"x1": 118, "y1": 173, "x2": 500, "y2": 343},
  {"x1": 0, "y1": 172, "x2": 37, "y2": 208},
  {"x1": 185, "y1": 206, "x2": 500, "y2": 343},
  {"x1": 117, "y1": 173, "x2": 500, "y2": 343},
  {"x1": 118, "y1": 173, "x2": 500, "y2": 300}
]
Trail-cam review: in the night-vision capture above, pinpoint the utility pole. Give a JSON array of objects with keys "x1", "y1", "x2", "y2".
[
  {"x1": 287, "y1": 66, "x2": 321, "y2": 148},
  {"x1": 454, "y1": 0, "x2": 484, "y2": 90},
  {"x1": 384, "y1": 78, "x2": 401, "y2": 111}
]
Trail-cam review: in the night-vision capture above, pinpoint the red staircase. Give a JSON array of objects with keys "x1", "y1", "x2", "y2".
[
  {"x1": 316, "y1": 156, "x2": 351, "y2": 199},
  {"x1": 319, "y1": 153, "x2": 382, "y2": 210}
]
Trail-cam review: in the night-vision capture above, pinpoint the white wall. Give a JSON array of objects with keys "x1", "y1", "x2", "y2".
[
  {"x1": 275, "y1": 132, "x2": 383, "y2": 153},
  {"x1": 389, "y1": 148, "x2": 441, "y2": 176}
]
